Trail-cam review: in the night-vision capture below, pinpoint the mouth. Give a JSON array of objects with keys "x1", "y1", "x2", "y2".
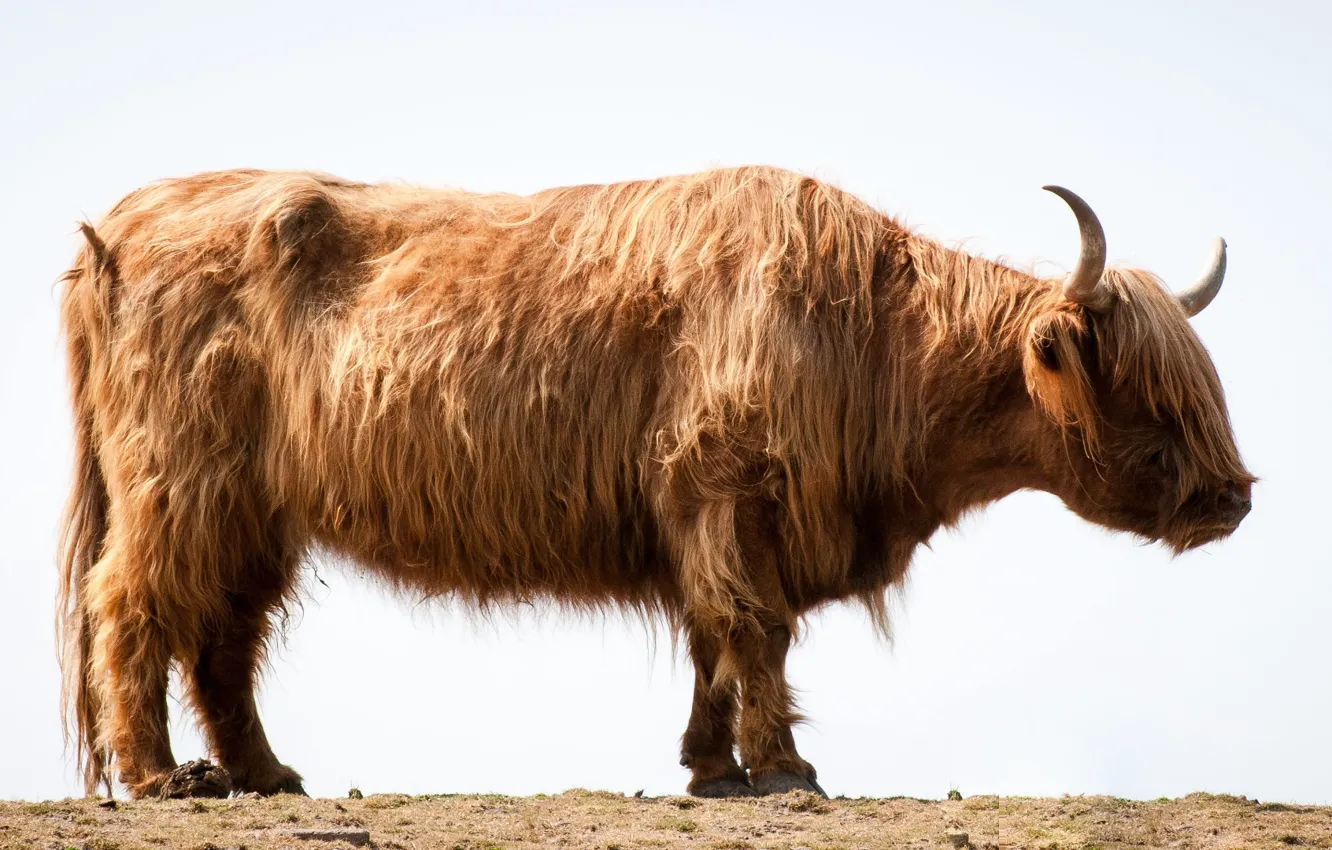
[
  {"x1": 1153, "y1": 488, "x2": 1252, "y2": 554},
  {"x1": 1163, "y1": 518, "x2": 1245, "y2": 554}
]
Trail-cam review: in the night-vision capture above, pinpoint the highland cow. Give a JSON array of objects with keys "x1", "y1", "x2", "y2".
[{"x1": 58, "y1": 166, "x2": 1252, "y2": 799}]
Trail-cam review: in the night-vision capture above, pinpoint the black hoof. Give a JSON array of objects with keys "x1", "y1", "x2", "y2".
[
  {"x1": 241, "y1": 765, "x2": 307, "y2": 797},
  {"x1": 750, "y1": 770, "x2": 827, "y2": 798},
  {"x1": 274, "y1": 775, "x2": 308, "y2": 796},
  {"x1": 159, "y1": 759, "x2": 233, "y2": 800},
  {"x1": 688, "y1": 778, "x2": 759, "y2": 798}
]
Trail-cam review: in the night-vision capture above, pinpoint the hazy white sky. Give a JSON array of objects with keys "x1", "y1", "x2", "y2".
[{"x1": 2, "y1": 0, "x2": 1329, "y2": 804}]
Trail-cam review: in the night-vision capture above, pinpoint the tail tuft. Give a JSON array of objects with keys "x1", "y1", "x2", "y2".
[{"x1": 57, "y1": 222, "x2": 116, "y2": 796}]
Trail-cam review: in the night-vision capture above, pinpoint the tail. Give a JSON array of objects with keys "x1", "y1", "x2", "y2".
[{"x1": 57, "y1": 222, "x2": 116, "y2": 796}]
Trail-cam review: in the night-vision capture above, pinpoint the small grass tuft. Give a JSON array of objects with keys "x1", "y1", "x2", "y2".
[
  {"x1": 656, "y1": 816, "x2": 699, "y2": 833},
  {"x1": 1260, "y1": 803, "x2": 1313, "y2": 813},
  {"x1": 23, "y1": 801, "x2": 62, "y2": 816},
  {"x1": 365, "y1": 794, "x2": 410, "y2": 809},
  {"x1": 786, "y1": 793, "x2": 830, "y2": 814},
  {"x1": 560, "y1": 788, "x2": 623, "y2": 800}
]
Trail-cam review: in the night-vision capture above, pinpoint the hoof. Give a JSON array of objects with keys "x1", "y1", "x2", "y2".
[
  {"x1": 264, "y1": 764, "x2": 308, "y2": 796},
  {"x1": 275, "y1": 776, "x2": 308, "y2": 796},
  {"x1": 236, "y1": 764, "x2": 307, "y2": 797},
  {"x1": 750, "y1": 770, "x2": 827, "y2": 798},
  {"x1": 159, "y1": 759, "x2": 232, "y2": 799},
  {"x1": 688, "y1": 778, "x2": 759, "y2": 798},
  {"x1": 267, "y1": 772, "x2": 308, "y2": 796}
]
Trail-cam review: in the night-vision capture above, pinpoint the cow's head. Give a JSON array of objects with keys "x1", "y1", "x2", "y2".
[{"x1": 1022, "y1": 187, "x2": 1254, "y2": 552}]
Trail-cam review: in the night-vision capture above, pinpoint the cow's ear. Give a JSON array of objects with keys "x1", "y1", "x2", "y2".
[
  {"x1": 1033, "y1": 333, "x2": 1060, "y2": 371},
  {"x1": 1027, "y1": 308, "x2": 1091, "y2": 375},
  {"x1": 1024, "y1": 308, "x2": 1099, "y2": 434}
]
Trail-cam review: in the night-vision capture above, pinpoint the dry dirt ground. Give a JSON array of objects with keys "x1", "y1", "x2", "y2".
[{"x1": 2, "y1": 789, "x2": 1329, "y2": 850}]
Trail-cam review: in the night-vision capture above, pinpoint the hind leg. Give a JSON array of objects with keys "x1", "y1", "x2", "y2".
[
  {"x1": 89, "y1": 458, "x2": 294, "y2": 796},
  {"x1": 185, "y1": 552, "x2": 304, "y2": 795},
  {"x1": 86, "y1": 539, "x2": 180, "y2": 798}
]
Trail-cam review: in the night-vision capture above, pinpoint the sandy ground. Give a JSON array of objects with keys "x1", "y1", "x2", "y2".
[{"x1": 2, "y1": 789, "x2": 1329, "y2": 850}]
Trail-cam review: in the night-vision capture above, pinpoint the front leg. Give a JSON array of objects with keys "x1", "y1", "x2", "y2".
[
  {"x1": 734, "y1": 623, "x2": 825, "y2": 796},
  {"x1": 674, "y1": 495, "x2": 825, "y2": 797},
  {"x1": 681, "y1": 626, "x2": 754, "y2": 797}
]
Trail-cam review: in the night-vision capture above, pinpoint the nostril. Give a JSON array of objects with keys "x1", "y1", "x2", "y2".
[{"x1": 1217, "y1": 488, "x2": 1252, "y2": 516}]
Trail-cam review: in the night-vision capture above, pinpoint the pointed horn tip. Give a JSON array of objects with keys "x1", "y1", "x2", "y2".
[
  {"x1": 1043, "y1": 183, "x2": 1112, "y2": 311},
  {"x1": 1041, "y1": 184, "x2": 1093, "y2": 204},
  {"x1": 1176, "y1": 236, "x2": 1229, "y2": 318}
]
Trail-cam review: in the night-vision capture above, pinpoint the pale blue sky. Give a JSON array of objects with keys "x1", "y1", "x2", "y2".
[{"x1": 2, "y1": 0, "x2": 1328, "y2": 803}]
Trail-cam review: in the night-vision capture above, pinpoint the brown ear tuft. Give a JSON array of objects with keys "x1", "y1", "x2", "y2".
[
  {"x1": 1024, "y1": 308, "x2": 1102, "y2": 454},
  {"x1": 1033, "y1": 333, "x2": 1060, "y2": 371}
]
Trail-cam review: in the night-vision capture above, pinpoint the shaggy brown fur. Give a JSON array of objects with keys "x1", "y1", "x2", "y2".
[{"x1": 57, "y1": 166, "x2": 1253, "y2": 799}]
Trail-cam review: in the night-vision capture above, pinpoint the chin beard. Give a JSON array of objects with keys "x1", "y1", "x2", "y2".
[{"x1": 1160, "y1": 520, "x2": 1240, "y2": 554}]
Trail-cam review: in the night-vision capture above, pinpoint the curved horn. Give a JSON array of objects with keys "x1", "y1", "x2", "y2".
[
  {"x1": 1043, "y1": 185, "x2": 1112, "y2": 312},
  {"x1": 1176, "y1": 237, "x2": 1227, "y2": 318}
]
